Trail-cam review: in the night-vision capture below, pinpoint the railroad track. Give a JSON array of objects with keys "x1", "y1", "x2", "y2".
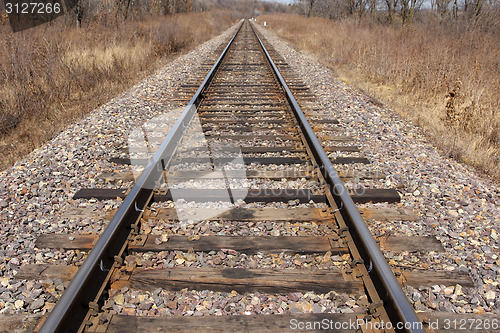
[{"x1": 13, "y1": 19, "x2": 488, "y2": 332}]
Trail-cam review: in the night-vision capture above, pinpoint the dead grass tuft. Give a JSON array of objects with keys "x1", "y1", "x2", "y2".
[
  {"x1": 259, "y1": 14, "x2": 499, "y2": 181},
  {"x1": 0, "y1": 11, "x2": 238, "y2": 170}
]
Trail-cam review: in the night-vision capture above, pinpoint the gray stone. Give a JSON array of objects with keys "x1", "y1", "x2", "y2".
[{"x1": 30, "y1": 298, "x2": 45, "y2": 310}]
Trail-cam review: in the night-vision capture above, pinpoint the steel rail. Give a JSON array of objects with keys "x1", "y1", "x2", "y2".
[
  {"x1": 249, "y1": 21, "x2": 424, "y2": 333},
  {"x1": 39, "y1": 20, "x2": 244, "y2": 333}
]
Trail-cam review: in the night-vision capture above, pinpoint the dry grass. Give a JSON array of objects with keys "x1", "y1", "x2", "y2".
[
  {"x1": 0, "y1": 11, "x2": 238, "y2": 170},
  {"x1": 259, "y1": 14, "x2": 500, "y2": 181}
]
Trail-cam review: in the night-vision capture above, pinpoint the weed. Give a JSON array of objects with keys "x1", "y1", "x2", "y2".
[
  {"x1": 260, "y1": 14, "x2": 499, "y2": 180},
  {"x1": 0, "y1": 11, "x2": 238, "y2": 170}
]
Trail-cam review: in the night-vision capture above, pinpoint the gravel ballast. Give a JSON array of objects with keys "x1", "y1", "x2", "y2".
[
  {"x1": 255, "y1": 23, "x2": 499, "y2": 314},
  {"x1": 0, "y1": 19, "x2": 498, "y2": 320},
  {"x1": 0, "y1": 23, "x2": 240, "y2": 315}
]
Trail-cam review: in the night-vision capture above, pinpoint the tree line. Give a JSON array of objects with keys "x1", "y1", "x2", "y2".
[
  {"x1": 0, "y1": 0, "x2": 288, "y2": 28},
  {"x1": 293, "y1": 0, "x2": 499, "y2": 26}
]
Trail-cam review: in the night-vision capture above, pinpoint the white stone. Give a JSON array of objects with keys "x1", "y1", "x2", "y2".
[
  {"x1": 485, "y1": 290, "x2": 496, "y2": 300},
  {"x1": 14, "y1": 300, "x2": 24, "y2": 309},
  {"x1": 491, "y1": 229, "x2": 498, "y2": 240}
]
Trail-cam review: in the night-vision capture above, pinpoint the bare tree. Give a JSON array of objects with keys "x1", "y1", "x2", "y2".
[
  {"x1": 368, "y1": 0, "x2": 377, "y2": 17},
  {"x1": 385, "y1": 0, "x2": 398, "y2": 24},
  {"x1": 436, "y1": 0, "x2": 451, "y2": 18},
  {"x1": 315, "y1": 0, "x2": 351, "y2": 19},
  {"x1": 115, "y1": 0, "x2": 132, "y2": 20},
  {"x1": 300, "y1": 0, "x2": 316, "y2": 17},
  {"x1": 76, "y1": 0, "x2": 83, "y2": 28},
  {"x1": 346, "y1": 0, "x2": 368, "y2": 19},
  {"x1": 399, "y1": 0, "x2": 424, "y2": 24},
  {"x1": 471, "y1": 0, "x2": 484, "y2": 17}
]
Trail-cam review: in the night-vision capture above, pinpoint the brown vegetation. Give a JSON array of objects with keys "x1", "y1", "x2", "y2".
[
  {"x1": 0, "y1": 9, "x2": 238, "y2": 170},
  {"x1": 259, "y1": 13, "x2": 499, "y2": 180}
]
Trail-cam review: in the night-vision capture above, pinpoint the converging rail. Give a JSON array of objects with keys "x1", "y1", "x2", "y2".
[
  {"x1": 249, "y1": 23, "x2": 423, "y2": 333},
  {"x1": 36, "y1": 19, "x2": 424, "y2": 332}
]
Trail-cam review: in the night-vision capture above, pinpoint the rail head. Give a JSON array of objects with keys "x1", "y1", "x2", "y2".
[
  {"x1": 39, "y1": 19, "x2": 244, "y2": 333},
  {"x1": 249, "y1": 21, "x2": 424, "y2": 333}
]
